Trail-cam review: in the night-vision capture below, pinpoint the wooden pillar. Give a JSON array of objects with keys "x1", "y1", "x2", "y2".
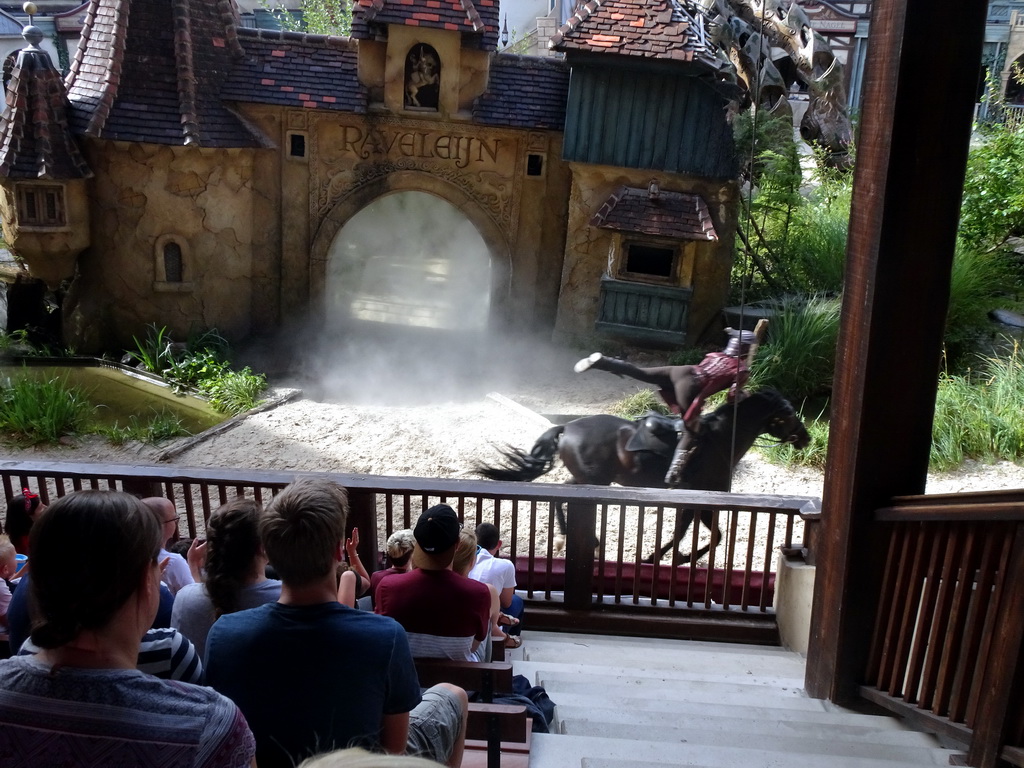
[
  {"x1": 347, "y1": 488, "x2": 380, "y2": 569},
  {"x1": 804, "y1": 0, "x2": 988, "y2": 702},
  {"x1": 563, "y1": 500, "x2": 596, "y2": 611}
]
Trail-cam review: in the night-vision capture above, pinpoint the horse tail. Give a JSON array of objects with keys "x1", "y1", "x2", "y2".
[{"x1": 474, "y1": 425, "x2": 564, "y2": 482}]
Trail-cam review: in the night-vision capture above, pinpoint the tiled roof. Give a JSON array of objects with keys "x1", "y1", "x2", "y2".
[
  {"x1": 473, "y1": 54, "x2": 568, "y2": 131},
  {"x1": 0, "y1": 39, "x2": 91, "y2": 179},
  {"x1": 551, "y1": 0, "x2": 721, "y2": 68},
  {"x1": 352, "y1": 0, "x2": 499, "y2": 51},
  {"x1": 223, "y1": 28, "x2": 367, "y2": 114},
  {"x1": 591, "y1": 185, "x2": 717, "y2": 240},
  {"x1": 64, "y1": 0, "x2": 262, "y2": 148}
]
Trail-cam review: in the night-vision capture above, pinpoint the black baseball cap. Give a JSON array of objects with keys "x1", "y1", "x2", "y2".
[{"x1": 414, "y1": 504, "x2": 462, "y2": 553}]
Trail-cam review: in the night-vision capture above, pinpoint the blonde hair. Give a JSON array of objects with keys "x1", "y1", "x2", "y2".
[
  {"x1": 299, "y1": 747, "x2": 444, "y2": 768},
  {"x1": 0, "y1": 534, "x2": 15, "y2": 564},
  {"x1": 452, "y1": 528, "x2": 477, "y2": 577}
]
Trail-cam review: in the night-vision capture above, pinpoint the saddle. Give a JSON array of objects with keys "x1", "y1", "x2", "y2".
[{"x1": 625, "y1": 412, "x2": 682, "y2": 458}]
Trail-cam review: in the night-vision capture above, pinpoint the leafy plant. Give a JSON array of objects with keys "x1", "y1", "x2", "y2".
[
  {"x1": 262, "y1": 0, "x2": 351, "y2": 35},
  {"x1": 0, "y1": 374, "x2": 92, "y2": 443},
  {"x1": 130, "y1": 323, "x2": 176, "y2": 374},
  {"x1": 165, "y1": 348, "x2": 231, "y2": 388},
  {"x1": 200, "y1": 368, "x2": 267, "y2": 415},
  {"x1": 748, "y1": 295, "x2": 841, "y2": 402}
]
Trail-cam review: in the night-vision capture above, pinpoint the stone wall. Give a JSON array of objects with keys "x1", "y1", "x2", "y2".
[
  {"x1": 553, "y1": 163, "x2": 738, "y2": 347},
  {"x1": 63, "y1": 142, "x2": 257, "y2": 351}
]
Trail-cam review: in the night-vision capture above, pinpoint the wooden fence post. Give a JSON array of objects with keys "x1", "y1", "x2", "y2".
[
  {"x1": 967, "y1": 523, "x2": 1024, "y2": 768},
  {"x1": 563, "y1": 499, "x2": 596, "y2": 611},
  {"x1": 347, "y1": 488, "x2": 380, "y2": 569}
]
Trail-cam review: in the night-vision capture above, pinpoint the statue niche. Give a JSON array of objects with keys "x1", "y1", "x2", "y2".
[{"x1": 404, "y1": 44, "x2": 440, "y2": 110}]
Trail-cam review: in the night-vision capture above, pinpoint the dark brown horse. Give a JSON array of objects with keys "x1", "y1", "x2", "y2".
[{"x1": 475, "y1": 388, "x2": 811, "y2": 562}]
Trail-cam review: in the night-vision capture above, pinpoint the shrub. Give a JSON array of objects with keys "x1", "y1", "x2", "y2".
[
  {"x1": 0, "y1": 374, "x2": 92, "y2": 443},
  {"x1": 100, "y1": 408, "x2": 190, "y2": 446},
  {"x1": 200, "y1": 368, "x2": 267, "y2": 415},
  {"x1": 748, "y1": 295, "x2": 841, "y2": 403}
]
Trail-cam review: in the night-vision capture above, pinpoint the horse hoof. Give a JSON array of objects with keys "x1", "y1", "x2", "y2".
[{"x1": 574, "y1": 353, "x2": 603, "y2": 373}]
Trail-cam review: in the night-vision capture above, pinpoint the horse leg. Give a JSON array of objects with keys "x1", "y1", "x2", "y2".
[
  {"x1": 644, "y1": 508, "x2": 696, "y2": 563},
  {"x1": 679, "y1": 509, "x2": 723, "y2": 563}
]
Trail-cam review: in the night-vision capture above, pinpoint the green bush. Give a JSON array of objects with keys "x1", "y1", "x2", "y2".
[
  {"x1": 931, "y1": 343, "x2": 1024, "y2": 470},
  {"x1": 748, "y1": 295, "x2": 841, "y2": 403},
  {"x1": 959, "y1": 121, "x2": 1024, "y2": 248},
  {"x1": 0, "y1": 374, "x2": 92, "y2": 443},
  {"x1": 200, "y1": 368, "x2": 267, "y2": 415}
]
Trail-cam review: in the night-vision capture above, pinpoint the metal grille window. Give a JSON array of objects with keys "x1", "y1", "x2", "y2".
[{"x1": 163, "y1": 242, "x2": 183, "y2": 283}]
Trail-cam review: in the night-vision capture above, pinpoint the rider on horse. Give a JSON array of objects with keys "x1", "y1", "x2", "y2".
[{"x1": 574, "y1": 327, "x2": 759, "y2": 486}]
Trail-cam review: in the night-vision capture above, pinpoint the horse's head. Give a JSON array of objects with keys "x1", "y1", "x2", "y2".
[{"x1": 757, "y1": 390, "x2": 811, "y2": 449}]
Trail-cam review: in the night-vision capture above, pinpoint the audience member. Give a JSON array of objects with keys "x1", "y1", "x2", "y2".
[
  {"x1": 0, "y1": 535, "x2": 15, "y2": 628},
  {"x1": 376, "y1": 504, "x2": 491, "y2": 662},
  {"x1": 142, "y1": 496, "x2": 195, "y2": 595},
  {"x1": 0, "y1": 489, "x2": 255, "y2": 765},
  {"x1": 452, "y1": 529, "x2": 516, "y2": 653},
  {"x1": 469, "y1": 522, "x2": 524, "y2": 637},
  {"x1": 300, "y1": 747, "x2": 446, "y2": 768},
  {"x1": 4, "y1": 488, "x2": 44, "y2": 555},
  {"x1": 172, "y1": 497, "x2": 281, "y2": 660},
  {"x1": 369, "y1": 529, "x2": 415, "y2": 608},
  {"x1": 205, "y1": 478, "x2": 467, "y2": 768},
  {"x1": 337, "y1": 526, "x2": 371, "y2": 608}
]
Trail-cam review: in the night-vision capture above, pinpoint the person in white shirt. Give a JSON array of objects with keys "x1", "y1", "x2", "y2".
[
  {"x1": 468, "y1": 523, "x2": 522, "y2": 636},
  {"x1": 142, "y1": 497, "x2": 195, "y2": 596}
]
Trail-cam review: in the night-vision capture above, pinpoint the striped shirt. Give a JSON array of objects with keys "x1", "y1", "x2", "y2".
[
  {"x1": 0, "y1": 656, "x2": 254, "y2": 767},
  {"x1": 19, "y1": 627, "x2": 203, "y2": 684}
]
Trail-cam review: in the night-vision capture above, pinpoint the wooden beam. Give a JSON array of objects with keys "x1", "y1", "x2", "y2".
[{"x1": 804, "y1": 0, "x2": 988, "y2": 703}]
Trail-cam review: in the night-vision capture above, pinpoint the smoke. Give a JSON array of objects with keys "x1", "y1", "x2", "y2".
[{"x1": 243, "y1": 191, "x2": 584, "y2": 406}]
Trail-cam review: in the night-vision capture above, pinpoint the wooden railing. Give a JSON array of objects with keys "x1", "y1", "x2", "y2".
[
  {"x1": 0, "y1": 459, "x2": 820, "y2": 643},
  {"x1": 860, "y1": 490, "x2": 1024, "y2": 768}
]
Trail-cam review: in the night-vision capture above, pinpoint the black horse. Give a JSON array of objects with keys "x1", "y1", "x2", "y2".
[{"x1": 475, "y1": 388, "x2": 811, "y2": 562}]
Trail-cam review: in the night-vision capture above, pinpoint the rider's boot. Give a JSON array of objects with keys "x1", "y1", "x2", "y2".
[
  {"x1": 574, "y1": 352, "x2": 604, "y2": 373},
  {"x1": 665, "y1": 428, "x2": 699, "y2": 486}
]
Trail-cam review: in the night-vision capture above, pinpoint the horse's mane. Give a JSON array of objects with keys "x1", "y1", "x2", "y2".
[{"x1": 702, "y1": 388, "x2": 791, "y2": 430}]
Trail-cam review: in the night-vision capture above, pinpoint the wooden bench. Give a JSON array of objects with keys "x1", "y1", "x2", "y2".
[{"x1": 414, "y1": 658, "x2": 532, "y2": 768}]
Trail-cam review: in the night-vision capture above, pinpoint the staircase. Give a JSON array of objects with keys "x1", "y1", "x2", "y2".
[{"x1": 511, "y1": 631, "x2": 960, "y2": 768}]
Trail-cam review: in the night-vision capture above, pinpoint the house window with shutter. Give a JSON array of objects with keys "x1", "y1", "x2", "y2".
[{"x1": 16, "y1": 184, "x2": 65, "y2": 228}]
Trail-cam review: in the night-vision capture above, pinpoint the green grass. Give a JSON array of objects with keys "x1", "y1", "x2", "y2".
[
  {"x1": 99, "y1": 408, "x2": 191, "y2": 446},
  {"x1": 748, "y1": 295, "x2": 841, "y2": 403},
  {"x1": 0, "y1": 374, "x2": 92, "y2": 443},
  {"x1": 609, "y1": 388, "x2": 671, "y2": 420}
]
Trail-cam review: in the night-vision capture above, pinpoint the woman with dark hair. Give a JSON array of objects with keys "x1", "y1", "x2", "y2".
[
  {"x1": 0, "y1": 489, "x2": 256, "y2": 766},
  {"x1": 172, "y1": 497, "x2": 281, "y2": 659},
  {"x1": 4, "y1": 488, "x2": 44, "y2": 555}
]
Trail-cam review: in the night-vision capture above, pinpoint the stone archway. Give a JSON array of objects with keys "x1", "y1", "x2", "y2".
[
  {"x1": 324, "y1": 190, "x2": 491, "y2": 330},
  {"x1": 309, "y1": 171, "x2": 512, "y2": 330}
]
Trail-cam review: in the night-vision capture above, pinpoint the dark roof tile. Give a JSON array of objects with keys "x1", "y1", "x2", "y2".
[
  {"x1": 591, "y1": 185, "x2": 718, "y2": 240},
  {"x1": 222, "y1": 29, "x2": 367, "y2": 114},
  {"x1": 65, "y1": 0, "x2": 262, "y2": 148},
  {"x1": 473, "y1": 54, "x2": 568, "y2": 131},
  {"x1": 551, "y1": 0, "x2": 722, "y2": 69},
  {"x1": 352, "y1": 0, "x2": 499, "y2": 51},
  {"x1": 0, "y1": 41, "x2": 92, "y2": 179}
]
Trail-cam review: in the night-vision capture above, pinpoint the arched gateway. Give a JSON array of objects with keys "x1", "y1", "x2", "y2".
[{"x1": 325, "y1": 191, "x2": 491, "y2": 331}]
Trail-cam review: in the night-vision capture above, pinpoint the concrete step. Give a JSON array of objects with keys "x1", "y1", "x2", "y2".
[
  {"x1": 558, "y1": 718, "x2": 943, "y2": 759},
  {"x1": 553, "y1": 702, "x2": 937, "y2": 740},
  {"x1": 535, "y1": 674, "x2": 821, "y2": 711},
  {"x1": 515, "y1": 659, "x2": 804, "y2": 689},
  {"x1": 529, "y1": 733, "x2": 957, "y2": 768}
]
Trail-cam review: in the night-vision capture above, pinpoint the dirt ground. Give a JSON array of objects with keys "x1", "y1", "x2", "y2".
[{"x1": 9, "y1": 333, "x2": 1023, "y2": 498}]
